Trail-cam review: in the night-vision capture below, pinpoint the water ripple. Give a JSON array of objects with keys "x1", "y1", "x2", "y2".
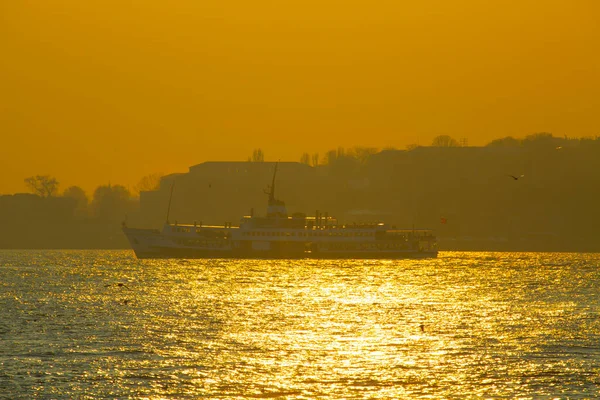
[{"x1": 0, "y1": 250, "x2": 599, "y2": 398}]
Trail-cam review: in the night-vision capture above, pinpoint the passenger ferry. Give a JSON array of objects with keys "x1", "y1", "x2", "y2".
[{"x1": 122, "y1": 165, "x2": 438, "y2": 259}]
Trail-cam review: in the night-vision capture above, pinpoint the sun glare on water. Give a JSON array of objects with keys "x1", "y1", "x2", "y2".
[{"x1": 0, "y1": 251, "x2": 599, "y2": 398}]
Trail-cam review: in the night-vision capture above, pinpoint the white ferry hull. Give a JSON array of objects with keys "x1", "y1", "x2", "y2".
[
  {"x1": 123, "y1": 227, "x2": 437, "y2": 259},
  {"x1": 123, "y1": 227, "x2": 234, "y2": 259}
]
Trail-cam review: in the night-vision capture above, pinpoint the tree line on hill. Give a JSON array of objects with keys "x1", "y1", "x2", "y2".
[
  {"x1": 204, "y1": 132, "x2": 600, "y2": 251},
  {"x1": 244, "y1": 132, "x2": 598, "y2": 167},
  {"x1": 0, "y1": 174, "x2": 162, "y2": 248},
  {"x1": 21, "y1": 175, "x2": 138, "y2": 221},
  {"x1": 1, "y1": 132, "x2": 599, "y2": 249}
]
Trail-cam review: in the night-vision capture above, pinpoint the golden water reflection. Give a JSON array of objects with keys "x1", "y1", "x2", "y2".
[{"x1": 0, "y1": 251, "x2": 599, "y2": 398}]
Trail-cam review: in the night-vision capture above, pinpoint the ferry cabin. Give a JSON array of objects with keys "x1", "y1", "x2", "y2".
[
  {"x1": 152, "y1": 216, "x2": 437, "y2": 258},
  {"x1": 163, "y1": 222, "x2": 236, "y2": 249},
  {"x1": 234, "y1": 214, "x2": 437, "y2": 258}
]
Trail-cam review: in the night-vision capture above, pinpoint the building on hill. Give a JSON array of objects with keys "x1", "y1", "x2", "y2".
[
  {"x1": 130, "y1": 148, "x2": 600, "y2": 252},
  {"x1": 137, "y1": 161, "x2": 317, "y2": 228}
]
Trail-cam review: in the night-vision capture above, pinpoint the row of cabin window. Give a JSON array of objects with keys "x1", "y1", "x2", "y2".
[
  {"x1": 175, "y1": 238, "x2": 227, "y2": 247},
  {"x1": 173, "y1": 227, "x2": 229, "y2": 236},
  {"x1": 242, "y1": 231, "x2": 375, "y2": 237}
]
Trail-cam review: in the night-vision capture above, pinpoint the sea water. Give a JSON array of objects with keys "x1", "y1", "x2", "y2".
[{"x1": 0, "y1": 250, "x2": 599, "y2": 399}]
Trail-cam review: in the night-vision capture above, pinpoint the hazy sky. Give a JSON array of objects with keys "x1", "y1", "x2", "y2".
[{"x1": 1, "y1": 0, "x2": 598, "y2": 195}]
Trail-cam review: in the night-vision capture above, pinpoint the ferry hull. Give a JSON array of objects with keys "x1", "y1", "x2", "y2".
[
  {"x1": 124, "y1": 227, "x2": 437, "y2": 260},
  {"x1": 132, "y1": 249, "x2": 437, "y2": 260},
  {"x1": 308, "y1": 250, "x2": 438, "y2": 259}
]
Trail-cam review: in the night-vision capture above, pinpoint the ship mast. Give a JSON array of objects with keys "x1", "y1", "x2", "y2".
[
  {"x1": 166, "y1": 182, "x2": 175, "y2": 224},
  {"x1": 264, "y1": 162, "x2": 279, "y2": 204},
  {"x1": 268, "y1": 162, "x2": 278, "y2": 205},
  {"x1": 264, "y1": 162, "x2": 287, "y2": 218}
]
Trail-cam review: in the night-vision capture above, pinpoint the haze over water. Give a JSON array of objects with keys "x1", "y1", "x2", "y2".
[{"x1": 1, "y1": 250, "x2": 599, "y2": 398}]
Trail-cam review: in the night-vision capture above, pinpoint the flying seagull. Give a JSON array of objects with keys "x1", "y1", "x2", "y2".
[{"x1": 508, "y1": 174, "x2": 525, "y2": 180}]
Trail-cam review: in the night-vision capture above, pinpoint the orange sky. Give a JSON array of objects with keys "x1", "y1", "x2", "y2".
[{"x1": 1, "y1": 0, "x2": 599, "y2": 195}]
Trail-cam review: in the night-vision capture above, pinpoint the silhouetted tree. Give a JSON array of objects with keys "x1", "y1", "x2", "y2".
[
  {"x1": 91, "y1": 184, "x2": 135, "y2": 221},
  {"x1": 353, "y1": 146, "x2": 378, "y2": 164},
  {"x1": 135, "y1": 173, "x2": 162, "y2": 194},
  {"x1": 251, "y1": 148, "x2": 265, "y2": 162},
  {"x1": 522, "y1": 132, "x2": 557, "y2": 149},
  {"x1": 24, "y1": 175, "x2": 59, "y2": 198},
  {"x1": 311, "y1": 153, "x2": 320, "y2": 166},
  {"x1": 486, "y1": 136, "x2": 521, "y2": 147},
  {"x1": 431, "y1": 135, "x2": 459, "y2": 147},
  {"x1": 324, "y1": 149, "x2": 338, "y2": 165},
  {"x1": 579, "y1": 136, "x2": 600, "y2": 148},
  {"x1": 63, "y1": 186, "x2": 88, "y2": 214},
  {"x1": 300, "y1": 153, "x2": 310, "y2": 165}
]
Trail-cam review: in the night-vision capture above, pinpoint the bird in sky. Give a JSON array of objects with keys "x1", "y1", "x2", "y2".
[{"x1": 508, "y1": 174, "x2": 525, "y2": 180}]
